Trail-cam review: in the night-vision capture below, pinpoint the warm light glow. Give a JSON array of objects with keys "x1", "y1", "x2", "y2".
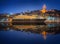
[
  {"x1": 13, "y1": 15, "x2": 37, "y2": 19},
  {"x1": 41, "y1": 4, "x2": 47, "y2": 13},
  {"x1": 13, "y1": 25, "x2": 36, "y2": 29},
  {"x1": 42, "y1": 31, "x2": 47, "y2": 40}
]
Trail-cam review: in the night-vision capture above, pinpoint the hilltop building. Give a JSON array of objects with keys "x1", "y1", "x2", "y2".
[{"x1": 41, "y1": 4, "x2": 47, "y2": 13}]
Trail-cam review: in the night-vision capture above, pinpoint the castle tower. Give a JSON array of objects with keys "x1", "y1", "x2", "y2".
[{"x1": 41, "y1": 4, "x2": 47, "y2": 13}]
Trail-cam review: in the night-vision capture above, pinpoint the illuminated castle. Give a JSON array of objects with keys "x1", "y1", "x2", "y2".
[{"x1": 41, "y1": 4, "x2": 47, "y2": 13}]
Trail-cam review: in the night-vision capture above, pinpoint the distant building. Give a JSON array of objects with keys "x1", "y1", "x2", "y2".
[{"x1": 41, "y1": 4, "x2": 47, "y2": 13}]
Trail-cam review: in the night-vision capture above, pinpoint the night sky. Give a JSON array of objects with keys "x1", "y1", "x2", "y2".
[{"x1": 0, "y1": 0, "x2": 60, "y2": 13}]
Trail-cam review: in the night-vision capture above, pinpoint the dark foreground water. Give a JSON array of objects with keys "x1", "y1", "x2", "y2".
[{"x1": 0, "y1": 23, "x2": 60, "y2": 44}]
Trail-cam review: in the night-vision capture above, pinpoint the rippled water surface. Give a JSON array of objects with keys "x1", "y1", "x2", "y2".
[{"x1": 0, "y1": 23, "x2": 60, "y2": 44}]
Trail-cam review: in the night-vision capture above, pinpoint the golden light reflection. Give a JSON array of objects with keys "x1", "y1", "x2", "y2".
[
  {"x1": 13, "y1": 25, "x2": 36, "y2": 29},
  {"x1": 42, "y1": 31, "x2": 47, "y2": 40}
]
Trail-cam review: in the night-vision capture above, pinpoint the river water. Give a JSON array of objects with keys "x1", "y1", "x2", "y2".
[{"x1": 0, "y1": 23, "x2": 60, "y2": 44}]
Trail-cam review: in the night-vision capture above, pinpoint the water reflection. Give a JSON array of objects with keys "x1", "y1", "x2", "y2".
[{"x1": 0, "y1": 23, "x2": 60, "y2": 40}]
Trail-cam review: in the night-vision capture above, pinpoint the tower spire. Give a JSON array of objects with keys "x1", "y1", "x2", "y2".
[
  {"x1": 43, "y1": 4, "x2": 46, "y2": 10},
  {"x1": 41, "y1": 4, "x2": 47, "y2": 13}
]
